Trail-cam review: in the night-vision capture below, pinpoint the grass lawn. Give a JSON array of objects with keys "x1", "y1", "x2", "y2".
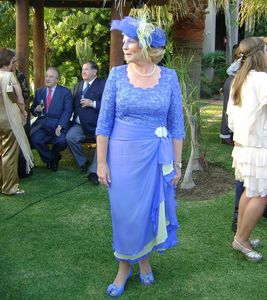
[{"x1": 1, "y1": 100, "x2": 267, "y2": 299}]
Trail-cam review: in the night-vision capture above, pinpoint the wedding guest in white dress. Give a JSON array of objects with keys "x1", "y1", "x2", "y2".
[{"x1": 227, "y1": 36, "x2": 267, "y2": 262}]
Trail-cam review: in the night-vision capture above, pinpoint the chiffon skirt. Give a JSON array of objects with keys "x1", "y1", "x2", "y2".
[
  {"x1": 108, "y1": 119, "x2": 179, "y2": 263},
  {"x1": 232, "y1": 145, "x2": 267, "y2": 197}
]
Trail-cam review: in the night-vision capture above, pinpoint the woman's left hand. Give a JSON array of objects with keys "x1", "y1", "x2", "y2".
[{"x1": 172, "y1": 167, "x2": 181, "y2": 188}]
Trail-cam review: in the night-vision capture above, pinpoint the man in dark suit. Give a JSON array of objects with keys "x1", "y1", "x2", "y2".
[
  {"x1": 66, "y1": 61, "x2": 105, "y2": 184},
  {"x1": 31, "y1": 67, "x2": 73, "y2": 171},
  {"x1": 220, "y1": 75, "x2": 234, "y2": 145}
]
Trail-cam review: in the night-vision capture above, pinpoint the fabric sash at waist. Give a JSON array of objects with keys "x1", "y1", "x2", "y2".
[
  {"x1": 110, "y1": 118, "x2": 174, "y2": 165},
  {"x1": 111, "y1": 118, "x2": 166, "y2": 140}
]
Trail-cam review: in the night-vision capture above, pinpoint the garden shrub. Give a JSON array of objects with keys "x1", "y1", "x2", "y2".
[{"x1": 201, "y1": 50, "x2": 228, "y2": 98}]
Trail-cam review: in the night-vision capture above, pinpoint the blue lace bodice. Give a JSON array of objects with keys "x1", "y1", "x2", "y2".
[{"x1": 96, "y1": 65, "x2": 185, "y2": 139}]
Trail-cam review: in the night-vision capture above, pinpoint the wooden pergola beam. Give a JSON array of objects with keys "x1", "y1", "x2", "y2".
[
  {"x1": 0, "y1": 0, "x2": 112, "y2": 6},
  {"x1": 32, "y1": 1, "x2": 111, "y2": 8}
]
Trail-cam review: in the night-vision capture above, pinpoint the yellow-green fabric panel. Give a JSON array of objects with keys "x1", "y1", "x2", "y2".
[
  {"x1": 114, "y1": 201, "x2": 168, "y2": 261},
  {"x1": 162, "y1": 163, "x2": 173, "y2": 176}
]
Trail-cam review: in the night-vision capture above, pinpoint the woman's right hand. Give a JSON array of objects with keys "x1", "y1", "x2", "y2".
[{"x1": 97, "y1": 162, "x2": 111, "y2": 187}]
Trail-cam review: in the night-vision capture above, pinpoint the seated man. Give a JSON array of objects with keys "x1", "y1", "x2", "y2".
[
  {"x1": 66, "y1": 61, "x2": 105, "y2": 185},
  {"x1": 31, "y1": 67, "x2": 73, "y2": 171}
]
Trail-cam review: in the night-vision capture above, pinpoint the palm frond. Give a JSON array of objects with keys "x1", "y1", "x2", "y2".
[
  {"x1": 116, "y1": 0, "x2": 267, "y2": 26},
  {"x1": 168, "y1": 0, "x2": 189, "y2": 20},
  {"x1": 130, "y1": 4, "x2": 173, "y2": 28},
  {"x1": 75, "y1": 37, "x2": 97, "y2": 66},
  {"x1": 115, "y1": 0, "x2": 189, "y2": 21},
  {"x1": 211, "y1": 0, "x2": 227, "y2": 10},
  {"x1": 211, "y1": 0, "x2": 267, "y2": 25},
  {"x1": 239, "y1": 0, "x2": 267, "y2": 26}
]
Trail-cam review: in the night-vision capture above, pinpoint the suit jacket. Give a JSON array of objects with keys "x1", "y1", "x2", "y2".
[
  {"x1": 72, "y1": 78, "x2": 106, "y2": 135},
  {"x1": 30, "y1": 85, "x2": 73, "y2": 135}
]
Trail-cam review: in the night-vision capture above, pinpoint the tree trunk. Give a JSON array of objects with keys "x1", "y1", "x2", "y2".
[
  {"x1": 224, "y1": 0, "x2": 239, "y2": 64},
  {"x1": 172, "y1": 0, "x2": 208, "y2": 90},
  {"x1": 172, "y1": 0, "x2": 207, "y2": 190},
  {"x1": 180, "y1": 105, "x2": 203, "y2": 189},
  {"x1": 110, "y1": 0, "x2": 131, "y2": 69},
  {"x1": 245, "y1": 16, "x2": 255, "y2": 37}
]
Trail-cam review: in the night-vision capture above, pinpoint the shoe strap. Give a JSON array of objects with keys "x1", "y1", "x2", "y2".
[{"x1": 234, "y1": 238, "x2": 252, "y2": 253}]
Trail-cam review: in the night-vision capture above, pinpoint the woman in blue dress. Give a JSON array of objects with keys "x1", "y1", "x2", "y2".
[{"x1": 96, "y1": 16, "x2": 185, "y2": 297}]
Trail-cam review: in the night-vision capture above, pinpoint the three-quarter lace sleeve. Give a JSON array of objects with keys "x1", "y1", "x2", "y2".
[
  {"x1": 96, "y1": 67, "x2": 117, "y2": 136},
  {"x1": 167, "y1": 70, "x2": 185, "y2": 139}
]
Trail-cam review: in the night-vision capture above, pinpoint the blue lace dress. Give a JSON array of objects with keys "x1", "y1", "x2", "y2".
[{"x1": 96, "y1": 65, "x2": 185, "y2": 263}]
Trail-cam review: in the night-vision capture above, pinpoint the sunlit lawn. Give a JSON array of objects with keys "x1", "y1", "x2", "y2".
[{"x1": 0, "y1": 99, "x2": 266, "y2": 299}]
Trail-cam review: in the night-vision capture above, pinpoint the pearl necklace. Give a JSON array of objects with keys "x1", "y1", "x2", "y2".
[{"x1": 132, "y1": 64, "x2": 156, "y2": 77}]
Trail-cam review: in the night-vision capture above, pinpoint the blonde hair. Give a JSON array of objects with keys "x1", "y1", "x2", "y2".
[
  {"x1": 232, "y1": 37, "x2": 266, "y2": 105},
  {"x1": 140, "y1": 47, "x2": 165, "y2": 64}
]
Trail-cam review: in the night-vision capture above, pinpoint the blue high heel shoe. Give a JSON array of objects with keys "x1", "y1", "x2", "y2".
[
  {"x1": 139, "y1": 272, "x2": 154, "y2": 286},
  {"x1": 106, "y1": 267, "x2": 133, "y2": 298}
]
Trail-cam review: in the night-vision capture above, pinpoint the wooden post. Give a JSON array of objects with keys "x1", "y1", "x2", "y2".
[
  {"x1": 16, "y1": 0, "x2": 29, "y2": 81},
  {"x1": 109, "y1": 0, "x2": 130, "y2": 69},
  {"x1": 32, "y1": 0, "x2": 45, "y2": 90}
]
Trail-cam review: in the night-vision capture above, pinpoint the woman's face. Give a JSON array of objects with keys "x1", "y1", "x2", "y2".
[{"x1": 122, "y1": 35, "x2": 143, "y2": 63}]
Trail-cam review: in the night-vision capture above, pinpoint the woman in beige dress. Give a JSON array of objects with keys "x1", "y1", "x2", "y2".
[{"x1": 0, "y1": 48, "x2": 33, "y2": 195}]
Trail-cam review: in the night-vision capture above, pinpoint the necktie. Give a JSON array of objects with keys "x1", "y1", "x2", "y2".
[
  {"x1": 46, "y1": 88, "x2": 52, "y2": 112},
  {"x1": 81, "y1": 82, "x2": 90, "y2": 97}
]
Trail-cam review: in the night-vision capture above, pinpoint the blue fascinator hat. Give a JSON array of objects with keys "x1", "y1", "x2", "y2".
[{"x1": 110, "y1": 16, "x2": 166, "y2": 49}]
